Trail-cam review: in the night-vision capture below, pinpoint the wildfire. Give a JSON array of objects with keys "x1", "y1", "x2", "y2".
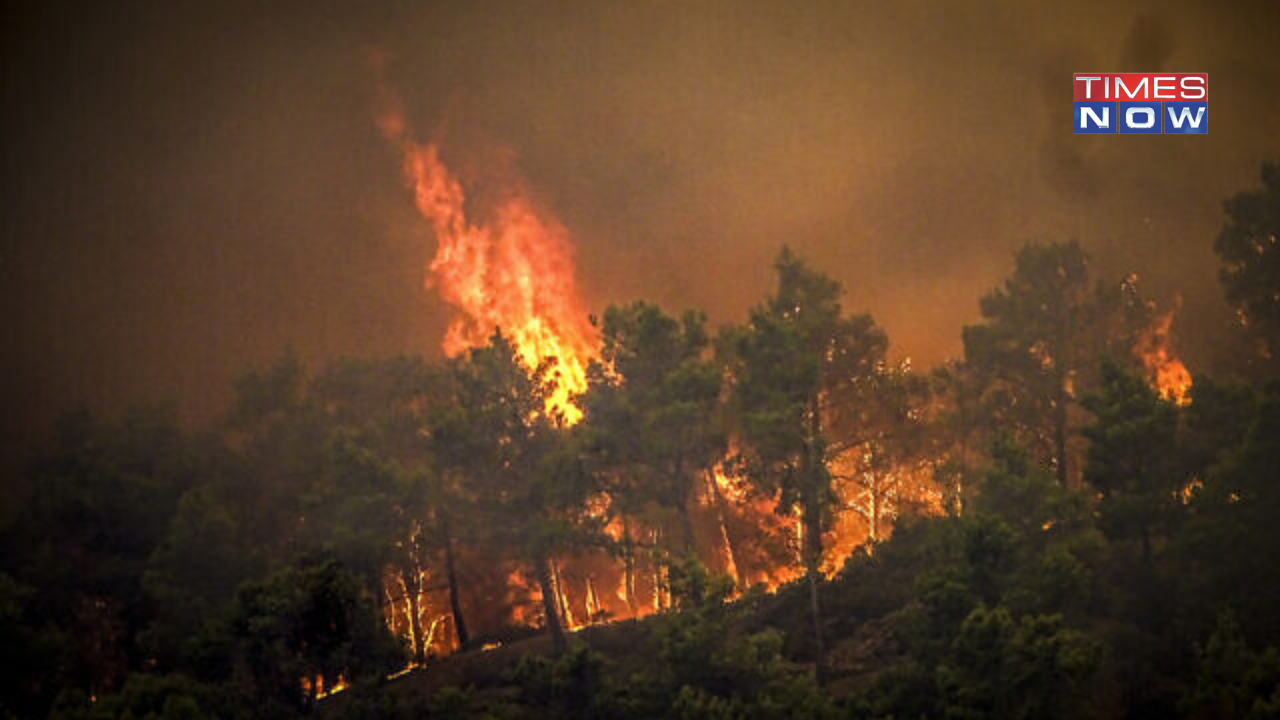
[
  {"x1": 366, "y1": 62, "x2": 940, "y2": 661},
  {"x1": 1135, "y1": 307, "x2": 1193, "y2": 405},
  {"x1": 375, "y1": 83, "x2": 596, "y2": 422}
]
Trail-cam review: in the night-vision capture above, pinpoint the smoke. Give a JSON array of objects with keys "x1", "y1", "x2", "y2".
[
  {"x1": 1035, "y1": 9, "x2": 1181, "y2": 202},
  {"x1": 2, "y1": 0, "x2": 1279, "y2": 478},
  {"x1": 1038, "y1": 47, "x2": 1102, "y2": 201},
  {"x1": 1118, "y1": 13, "x2": 1177, "y2": 71}
]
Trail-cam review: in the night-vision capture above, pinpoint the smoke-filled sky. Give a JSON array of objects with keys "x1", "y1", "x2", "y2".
[{"x1": 3, "y1": 0, "x2": 1278, "y2": 466}]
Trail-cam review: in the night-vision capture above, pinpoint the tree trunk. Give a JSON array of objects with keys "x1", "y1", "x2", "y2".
[
  {"x1": 1053, "y1": 371, "x2": 1070, "y2": 487},
  {"x1": 708, "y1": 470, "x2": 749, "y2": 589},
  {"x1": 535, "y1": 555, "x2": 567, "y2": 653},
  {"x1": 652, "y1": 527, "x2": 667, "y2": 611},
  {"x1": 803, "y1": 399, "x2": 828, "y2": 685},
  {"x1": 622, "y1": 518, "x2": 638, "y2": 617},
  {"x1": 675, "y1": 460, "x2": 696, "y2": 555},
  {"x1": 803, "y1": 495, "x2": 828, "y2": 686},
  {"x1": 442, "y1": 521, "x2": 469, "y2": 648},
  {"x1": 678, "y1": 501, "x2": 697, "y2": 557},
  {"x1": 585, "y1": 575, "x2": 601, "y2": 621},
  {"x1": 402, "y1": 567, "x2": 425, "y2": 664},
  {"x1": 550, "y1": 559, "x2": 575, "y2": 629}
]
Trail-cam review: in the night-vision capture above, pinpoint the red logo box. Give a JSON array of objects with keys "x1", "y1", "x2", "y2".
[{"x1": 1073, "y1": 73, "x2": 1207, "y2": 102}]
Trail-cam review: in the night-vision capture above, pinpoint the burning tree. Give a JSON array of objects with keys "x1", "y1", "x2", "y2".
[
  {"x1": 431, "y1": 332, "x2": 603, "y2": 652},
  {"x1": 721, "y1": 247, "x2": 889, "y2": 683},
  {"x1": 823, "y1": 353, "x2": 941, "y2": 556},
  {"x1": 581, "y1": 302, "x2": 727, "y2": 607},
  {"x1": 958, "y1": 241, "x2": 1191, "y2": 488},
  {"x1": 960, "y1": 242, "x2": 1097, "y2": 487},
  {"x1": 302, "y1": 357, "x2": 461, "y2": 663}
]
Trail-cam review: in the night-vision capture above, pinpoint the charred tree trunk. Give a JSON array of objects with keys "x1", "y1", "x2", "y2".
[
  {"x1": 534, "y1": 555, "x2": 567, "y2": 653},
  {"x1": 441, "y1": 519, "x2": 469, "y2": 648},
  {"x1": 678, "y1": 500, "x2": 697, "y2": 558},
  {"x1": 954, "y1": 434, "x2": 969, "y2": 516},
  {"x1": 674, "y1": 459, "x2": 696, "y2": 556},
  {"x1": 652, "y1": 527, "x2": 667, "y2": 611},
  {"x1": 803, "y1": 399, "x2": 828, "y2": 685},
  {"x1": 1051, "y1": 315, "x2": 1073, "y2": 488},
  {"x1": 802, "y1": 492, "x2": 827, "y2": 686},
  {"x1": 1053, "y1": 370, "x2": 1070, "y2": 487},
  {"x1": 622, "y1": 518, "x2": 638, "y2": 618}
]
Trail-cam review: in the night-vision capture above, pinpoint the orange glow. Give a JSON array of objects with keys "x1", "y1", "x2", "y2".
[
  {"x1": 383, "y1": 565, "x2": 456, "y2": 661},
  {"x1": 375, "y1": 85, "x2": 596, "y2": 422},
  {"x1": 507, "y1": 568, "x2": 539, "y2": 627},
  {"x1": 830, "y1": 453, "x2": 945, "y2": 572},
  {"x1": 303, "y1": 674, "x2": 348, "y2": 700},
  {"x1": 1178, "y1": 476, "x2": 1204, "y2": 505},
  {"x1": 1135, "y1": 308, "x2": 1193, "y2": 405},
  {"x1": 710, "y1": 456, "x2": 802, "y2": 590},
  {"x1": 706, "y1": 470, "x2": 742, "y2": 586}
]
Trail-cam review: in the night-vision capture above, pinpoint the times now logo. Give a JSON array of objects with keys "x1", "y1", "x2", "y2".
[{"x1": 1074, "y1": 73, "x2": 1207, "y2": 134}]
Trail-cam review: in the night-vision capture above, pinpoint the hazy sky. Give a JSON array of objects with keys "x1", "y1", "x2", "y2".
[{"x1": 3, "y1": 0, "x2": 1278, "y2": 464}]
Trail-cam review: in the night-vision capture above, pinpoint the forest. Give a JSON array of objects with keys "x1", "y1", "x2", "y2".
[{"x1": 2, "y1": 162, "x2": 1280, "y2": 720}]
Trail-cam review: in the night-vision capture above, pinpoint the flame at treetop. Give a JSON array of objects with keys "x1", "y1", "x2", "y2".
[
  {"x1": 1135, "y1": 307, "x2": 1193, "y2": 406},
  {"x1": 375, "y1": 87, "x2": 596, "y2": 422}
]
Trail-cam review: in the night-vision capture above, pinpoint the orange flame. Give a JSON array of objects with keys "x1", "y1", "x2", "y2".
[
  {"x1": 375, "y1": 83, "x2": 596, "y2": 422},
  {"x1": 1135, "y1": 307, "x2": 1192, "y2": 405},
  {"x1": 303, "y1": 674, "x2": 348, "y2": 700}
]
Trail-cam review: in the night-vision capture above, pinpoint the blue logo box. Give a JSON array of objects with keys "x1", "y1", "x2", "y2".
[{"x1": 1074, "y1": 101, "x2": 1206, "y2": 134}]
